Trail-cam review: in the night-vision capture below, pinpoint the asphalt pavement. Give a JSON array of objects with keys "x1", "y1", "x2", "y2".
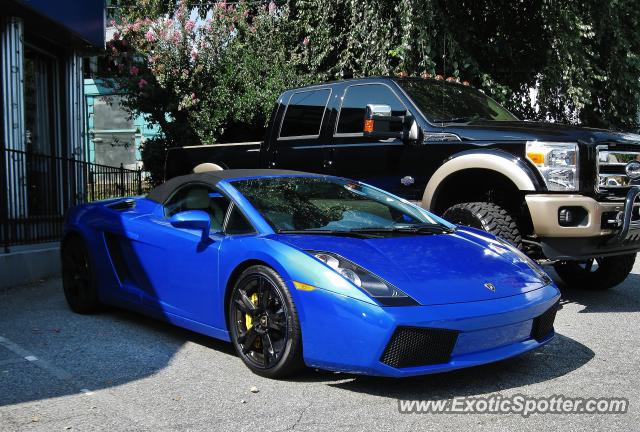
[{"x1": 1, "y1": 263, "x2": 639, "y2": 431}]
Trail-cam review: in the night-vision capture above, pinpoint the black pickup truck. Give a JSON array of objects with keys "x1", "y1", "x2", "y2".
[{"x1": 165, "y1": 76, "x2": 640, "y2": 290}]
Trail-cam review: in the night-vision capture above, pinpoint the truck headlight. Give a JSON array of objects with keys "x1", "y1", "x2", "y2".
[
  {"x1": 308, "y1": 251, "x2": 418, "y2": 306},
  {"x1": 526, "y1": 141, "x2": 579, "y2": 191}
]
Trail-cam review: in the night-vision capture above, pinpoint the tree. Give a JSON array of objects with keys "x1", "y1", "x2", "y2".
[
  {"x1": 287, "y1": 0, "x2": 640, "y2": 128},
  {"x1": 106, "y1": 0, "x2": 640, "y2": 183},
  {"x1": 105, "y1": 1, "x2": 305, "y2": 184}
]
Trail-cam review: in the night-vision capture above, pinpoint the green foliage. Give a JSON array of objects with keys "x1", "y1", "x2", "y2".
[
  {"x1": 288, "y1": 0, "x2": 640, "y2": 128},
  {"x1": 108, "y1": 0, "x2": 640, "y2": 182},
  {"x1": 105, "y1": 1, "x2": 305, "y2": 183}
]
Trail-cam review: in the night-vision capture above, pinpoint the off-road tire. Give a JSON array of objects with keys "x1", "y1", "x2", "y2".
[
  {"x1": 553, "y1": 254, "x2": 636, "y2": 290},
  {"x1": 442, "y1": 201, "x2": 522, "y2": 248}
]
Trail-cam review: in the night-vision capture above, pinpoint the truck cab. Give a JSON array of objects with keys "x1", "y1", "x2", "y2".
[{"x1": 166, "y1": 76, "x2": 640, "y2": 290}]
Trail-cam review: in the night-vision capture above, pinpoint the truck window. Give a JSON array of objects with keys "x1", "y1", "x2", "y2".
[
  {"x1": 336, "y1": 84, "x2": 407, "y2": 135},
  {"x1": 279, "y1": 89, "x2": 331, "y2": 139}
]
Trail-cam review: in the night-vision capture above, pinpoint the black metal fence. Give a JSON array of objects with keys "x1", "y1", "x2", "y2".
[{"x1": 1, "y1": 148, "x2": 147, "y2": 252}]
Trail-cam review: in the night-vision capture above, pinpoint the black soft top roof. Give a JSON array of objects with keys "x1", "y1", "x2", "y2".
[{"x1": 146, "y1": 169, "x2": 317, "y2": 203}]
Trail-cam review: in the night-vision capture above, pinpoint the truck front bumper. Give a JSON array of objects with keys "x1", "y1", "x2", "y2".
[{"x1": 526, "y1": 187, "x2": 640, "y2": 259}]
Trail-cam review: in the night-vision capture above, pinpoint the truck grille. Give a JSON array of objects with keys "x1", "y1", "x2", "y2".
[{"x1": 597, "y1": 145, "x2": 640, "y2": 194}]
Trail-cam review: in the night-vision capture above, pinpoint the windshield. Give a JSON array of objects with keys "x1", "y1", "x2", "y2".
[
  {"x1": 397, "y1": 79, "x2": 518, "y2": 123},
  {"x1": 231, "y1": 176, "x2": 451, "y2": 233}
]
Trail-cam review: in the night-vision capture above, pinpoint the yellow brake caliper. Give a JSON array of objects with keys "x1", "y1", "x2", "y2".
[{"x1": 245, "y1": 292, "x2": 259, "y2": 329}]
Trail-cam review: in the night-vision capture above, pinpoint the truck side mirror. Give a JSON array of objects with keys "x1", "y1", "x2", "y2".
[{"x1": 363, "y1": 104, "x2": 421, "y2": 144}]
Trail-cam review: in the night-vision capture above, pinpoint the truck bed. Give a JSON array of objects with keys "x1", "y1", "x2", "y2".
[{"x1": 164, "y1": 142, "x2": 262, "y2": 179}]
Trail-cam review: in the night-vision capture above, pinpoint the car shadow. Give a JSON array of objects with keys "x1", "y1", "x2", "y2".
[
  {"x1": 317, "y1": 333, "x2": 594, "y2": 399},
  {"x1": 545, "y1": 267, "x2": 640, "y2": 313}
]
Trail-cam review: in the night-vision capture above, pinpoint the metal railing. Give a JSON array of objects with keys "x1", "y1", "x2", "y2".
[{"x1": 1, "y1": 148, "x2": 147, "y2": 252}]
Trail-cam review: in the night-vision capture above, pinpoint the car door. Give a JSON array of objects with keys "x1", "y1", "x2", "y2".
[
  {"x1": 270, "y1": 87, "x2": 332, "y2": 175},
  {"x1": 327, "y1": 83, "x2": 423, "y2": 198},
  {"x1": 124, "y1": 184, "x2": 231, "y2": 324}
]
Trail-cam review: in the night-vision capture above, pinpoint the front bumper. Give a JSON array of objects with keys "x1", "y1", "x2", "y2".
[
  {"x1": 294, "y1": 282, "x2": 560, "y2": 378},
  {"x1": 526, "y1": 187, "x2": 640, "y2": 259}
]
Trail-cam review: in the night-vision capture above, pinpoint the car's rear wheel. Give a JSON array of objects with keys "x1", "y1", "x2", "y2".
[
  {"x1": 228, "y1": 265, "x2": 303, "y2": 378},
  {"x1": 442, "y1": 201, "x2": 523, "y2": 249},
  {"x1": 553, "y1": 253, "x2": 636, "y2": 290},
  {"x1": 61, "y1": 236, "x2": 101, "y2": 314}
]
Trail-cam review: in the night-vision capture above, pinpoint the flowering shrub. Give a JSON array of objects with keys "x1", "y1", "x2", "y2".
[{"x1": 105, "y1": 1, "x2": 305, "y2": 183}]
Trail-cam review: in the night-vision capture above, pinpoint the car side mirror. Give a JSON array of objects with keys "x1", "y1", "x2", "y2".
[
  {"x1": 363, "y1": 104, "x2": 421, "y2": 144},
  {"x1": 169, "y1": 210, "x2": 211, "y2": 242}
]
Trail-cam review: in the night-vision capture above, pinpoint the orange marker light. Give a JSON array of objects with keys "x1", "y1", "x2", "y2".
[
  {"x1": 364, "y1": 119, "x2": 374, "y2": 133},
  {"x1": 527, "y1": 152, "x2": 545, "y2": 165},
  {"x1": 293, "y1": 281, "x2": 316, "y2": 291}
]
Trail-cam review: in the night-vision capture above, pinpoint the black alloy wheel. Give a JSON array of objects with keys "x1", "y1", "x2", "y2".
[
  {"x1": 61, "y1": 237, "x2": 100, "y2": 314},
  {"x1": 229, "y1": 265, "x2": 303, "y2": 377}
]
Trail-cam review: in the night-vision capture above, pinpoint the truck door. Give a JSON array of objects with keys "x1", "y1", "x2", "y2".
[
  {"x1": 269, "y1": 88, "x2": 332, "y2": 175},
  {"x1": 326, "y1": 83, "x2": 422, "y2": 199}
]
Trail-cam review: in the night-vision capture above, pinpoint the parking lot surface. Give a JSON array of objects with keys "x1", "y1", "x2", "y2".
[{"x1": 1, "y1": 264, "x2": 640, "y2": 431}]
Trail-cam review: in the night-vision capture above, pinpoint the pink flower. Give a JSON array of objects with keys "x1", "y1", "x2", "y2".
[
  {"x1": 145, "y1": 29, "x2": 155, "y2": 41},
  {"x1": 117, "y1": 63, "x2": 125, "y2": 72},
  {"x1": 112, "y1": 31, "x2": 121, "y2": 41},
  {"x1": 110, "y1": 19, "x2": 116, "y2": 26},
  {"x1": 302, "y1": 36, "x2": 310, "y2": 46},
  {"x1": 138, "y1": 78, "x2": 148, "y2": 89},
  {"x1": 268, "y1": 1, "x2": 277, "y2": 14},
  {"x1": 173, "y1": 31, "x2": 181, "y2": 43},
  {"x1": 185, "y1": 20, "x2": 195, "y2": 31},
  {"x1": 132, "y1": 21, "x2": 141, "y2": 31},
  {"x1": 129, "y1": 65, "x2": 139, "y2": 76},
  {"x1": 191, "y1": 92, "x2": 198, "y2": 102},
  {"x1": 190, "y1": 48, "x2": 198, "y2": 61}
]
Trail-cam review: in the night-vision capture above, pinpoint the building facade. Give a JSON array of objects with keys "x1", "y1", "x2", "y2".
[
  {"x1": 1, "y1": 0, "x2": 105, "y2": 250},
  {"x1": 84, "y1": 78, "x2": 161, "y2": 170}
]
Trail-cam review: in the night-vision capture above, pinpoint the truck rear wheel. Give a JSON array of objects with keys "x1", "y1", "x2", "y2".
[
  {"x1": 553, "y1": 254, "x2": 636, "y2": 290},
  {"x1": 442, "y1": 201, "x2": 523, "y2": 249}
]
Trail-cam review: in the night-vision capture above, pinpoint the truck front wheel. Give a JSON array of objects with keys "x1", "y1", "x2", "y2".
[
  {"x1": 442, "y1": 201, "x2": 522, "y2": 249},
  {"x1": 553, "y1": 254, "x2": 636, "y2": 290}
]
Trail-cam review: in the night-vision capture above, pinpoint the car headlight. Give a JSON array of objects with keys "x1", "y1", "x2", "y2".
[
  {"x1": 308, "y1": 251, "x2": 418, "y2": 306},
  {"x1": 526, "y1": 141, "x2": 579, "y2": 191}
]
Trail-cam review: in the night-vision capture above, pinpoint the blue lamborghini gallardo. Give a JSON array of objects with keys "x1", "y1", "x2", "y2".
[{"x1": 61, "y1": 169, "x2": 560, "y2": 378}]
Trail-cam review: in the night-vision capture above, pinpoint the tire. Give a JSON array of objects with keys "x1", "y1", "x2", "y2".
[
  {"x1": 61, "y1": 236, "x2": 101, "y2": 314},
  {"x1": 553, "y1": 253, "x2": 636, "y2": 290},
  {"x1": 228, "y1": 265, "x2": 304, "y2": 378},
  {"x1": 442, "y1": 201, "x2": 522, "y2": 248}
]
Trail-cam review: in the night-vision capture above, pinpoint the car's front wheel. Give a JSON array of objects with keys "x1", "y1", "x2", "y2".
[
  {"x1": 228, "y1": 265, "x2": 303, "y2": 378},
  {"x1": 553, "y1": 253, "x2": 636, "y2": 290}
]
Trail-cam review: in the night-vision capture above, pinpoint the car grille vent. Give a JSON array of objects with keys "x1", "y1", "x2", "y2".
[
  {"x1": 531, "y1": 301, "x2": 560, "y2": 341},
  {"x1": 107, "y1": 200, "x2": 136, "y2": 211},
  {"x1": 380, "y1": 327, "x2": 458, "y2": 368}
]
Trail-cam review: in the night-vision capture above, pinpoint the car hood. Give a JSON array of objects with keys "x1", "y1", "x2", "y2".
[
  {"x1": 271, "y1": 228, "x2": 549, "y2": 306},
  {"x1": 445, "y1": 120, "x2": 640, "y2": 146}
]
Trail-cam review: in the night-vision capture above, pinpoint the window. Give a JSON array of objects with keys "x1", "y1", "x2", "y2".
[
  {"x1": 232, "y1": 177, "x2": 439, "y2": 232},
  {"x1": 225, "y1": 205, "x2": 255, "y2": 235},
  {"x1": 164, "y1": 185, "x2": 231, "y2": 232},
  {"x1": 396, "y1": 79, "x2": 517, "y2": 123},
  {"x1": 336, "y1": 84, "x2": 407, "y2": 134},
  {"x1": 279, "y1": 89, "x2": 331, "y2": 138}
]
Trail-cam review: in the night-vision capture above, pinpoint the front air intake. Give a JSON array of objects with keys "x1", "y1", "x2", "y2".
[
  {"x1": 380, "y1": 327, "x2": 458, "y2": 368},
  {"x1": 531, "y1": 301, "x2": 560, "y2": 341}
]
